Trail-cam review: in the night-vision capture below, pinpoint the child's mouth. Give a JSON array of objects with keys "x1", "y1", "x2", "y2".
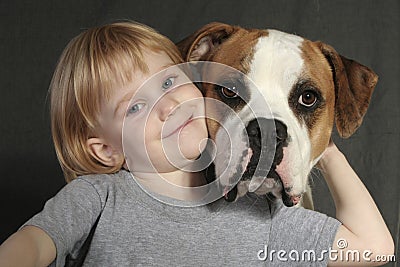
[{"x1": 162, "y1": 115, "x2": 193, "y2": 139}]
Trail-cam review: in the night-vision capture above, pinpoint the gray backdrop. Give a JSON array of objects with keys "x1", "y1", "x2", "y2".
[{"x1": 1, "y1": 0, "x2": 399, "y2": 265}]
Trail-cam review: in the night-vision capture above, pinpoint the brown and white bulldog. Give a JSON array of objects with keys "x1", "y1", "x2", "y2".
[{"x1": 177, "y1": 22, "x2": 378, "y2": 208}]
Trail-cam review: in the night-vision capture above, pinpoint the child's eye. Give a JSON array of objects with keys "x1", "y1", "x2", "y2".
[
  {"x1": 126, "y1": 102, "x2": 145, "y2": 116},
  {"x1": 162, "y1": 76, "x2": 176, "y2": 91}
]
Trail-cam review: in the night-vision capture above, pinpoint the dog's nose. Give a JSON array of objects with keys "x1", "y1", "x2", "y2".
[
  {"x1": 274, "y1": 119, "x2": 288, "y2": 144},
  {"x1": 246, "y1": 118, "x2": 288, "y2": 145},
  {"x1": 252, "y1": 119, "x2": 288, "y2": 170}
]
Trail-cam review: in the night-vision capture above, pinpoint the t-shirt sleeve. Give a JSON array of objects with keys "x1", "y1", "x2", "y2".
[
  {"x1": 269, "y1": 204, "x2": 341, "y2": 265},
  {"x1": 22, "y1": 178, "x2": 103, "y2": 267}
]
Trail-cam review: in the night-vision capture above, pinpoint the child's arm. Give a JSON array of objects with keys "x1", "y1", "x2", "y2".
[
  {"x1": 0, "y1": 225, "x2": 56, "y2": 267},
  {"x1": 319, "y1": 141, "x2": 394, "y2": 266}
]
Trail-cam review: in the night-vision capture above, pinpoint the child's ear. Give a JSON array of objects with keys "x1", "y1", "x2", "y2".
[{"x1": 86, "y1": 138, "x2": 124, "y2": 167}]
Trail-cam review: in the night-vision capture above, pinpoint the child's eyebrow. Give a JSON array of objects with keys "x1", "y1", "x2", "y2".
[{"x1": 114, "y1": 63, "x2": 177, "y2": 117}]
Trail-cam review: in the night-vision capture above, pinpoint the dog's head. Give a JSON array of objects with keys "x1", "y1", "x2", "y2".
[{"x1": 178, "y1": 22, "x2": 378, "y2": 206}]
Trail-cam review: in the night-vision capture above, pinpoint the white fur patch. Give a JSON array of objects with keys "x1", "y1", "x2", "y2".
[{"x1": 239, "y1": 30, "x2": 312, "y2": 197}]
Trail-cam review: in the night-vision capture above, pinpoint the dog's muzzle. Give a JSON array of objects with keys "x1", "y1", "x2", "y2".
[{"x1": 223, "y1": 118, "x2": 296, "y2": 206}]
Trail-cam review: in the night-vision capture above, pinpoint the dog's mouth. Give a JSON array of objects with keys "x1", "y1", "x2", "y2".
[{"x1": 223, "y1": 118, "x2": 298, "y2": 207}]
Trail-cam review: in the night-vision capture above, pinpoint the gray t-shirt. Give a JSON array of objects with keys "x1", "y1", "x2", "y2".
[{"x1": 24, "y1": 170, "x2": 340, "y2": 266}]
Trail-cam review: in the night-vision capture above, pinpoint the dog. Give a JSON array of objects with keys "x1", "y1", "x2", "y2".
[{"x1": 177, "y1": 22, "x2": 377, "y2": 208}]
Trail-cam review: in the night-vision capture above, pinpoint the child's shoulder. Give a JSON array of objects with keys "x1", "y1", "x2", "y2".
[
  {"x1": 74, "y1": 169, "x2": 129, "y2": 188},
  {"x1": 65, "y1": 170, "x2": 131, "y2": 206}
]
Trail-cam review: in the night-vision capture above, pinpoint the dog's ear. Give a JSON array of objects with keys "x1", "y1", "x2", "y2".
[
  {"x1": 177, "y1": 22, "x2": 237, "y2": 61},
  {"x1": 316, "y1": 42, "x2": 378, "y2": 138}
]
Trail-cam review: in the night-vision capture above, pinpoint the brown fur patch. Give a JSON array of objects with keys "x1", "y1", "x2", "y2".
[
  {"x1": 300, "y1": 40, "x2": 336, "y2": 160},
  {"x1": 198, "y1": 27, "x2": 268, "y2": 139},
  {"x1": 314, "y1": 42, "x2": 378, "y2": 138},
  {"x1": 207, "y1": 28, "x2": 268, "y2": 74}
]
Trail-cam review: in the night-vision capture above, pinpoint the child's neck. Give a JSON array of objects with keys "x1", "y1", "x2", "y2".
[{"x1": 131, "y1": 169, "x2": 208, "y2": 202}]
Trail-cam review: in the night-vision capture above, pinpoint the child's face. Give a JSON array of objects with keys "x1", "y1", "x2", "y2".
[{"x1": 98, "y1": 49, "x2": 207, "y2": 174}]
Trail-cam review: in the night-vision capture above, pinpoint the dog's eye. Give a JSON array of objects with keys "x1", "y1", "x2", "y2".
[
  {"x1": 220, "y1": 86, "x2": 238, "y2": 98},
  {"x1": 298, "y1": 90, "x2": 317, "y2": 107}
]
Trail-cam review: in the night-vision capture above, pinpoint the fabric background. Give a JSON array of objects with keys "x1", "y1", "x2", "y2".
[{"x1": 1, "y1": 0, "x2": 398, "y2": 264}]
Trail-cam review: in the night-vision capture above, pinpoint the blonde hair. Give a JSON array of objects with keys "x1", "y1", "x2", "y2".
[{"x1": 50, "y1": 21, "x2": 183, "y2": 182}]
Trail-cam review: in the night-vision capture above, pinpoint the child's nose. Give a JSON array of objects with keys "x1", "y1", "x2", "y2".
[{"x1": 158, "y1": 96, "x2": 180, "y2": 121}]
